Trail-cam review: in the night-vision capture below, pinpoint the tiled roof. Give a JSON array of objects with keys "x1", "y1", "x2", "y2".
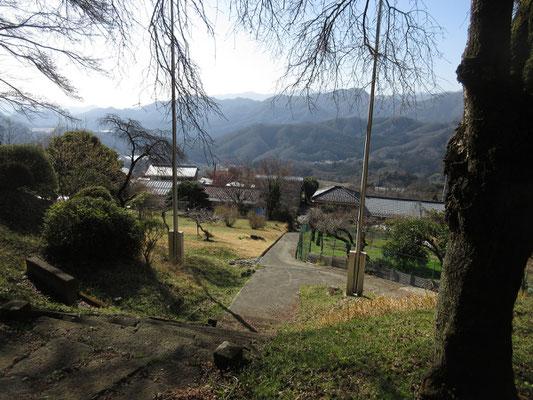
[
  {"x1": 145, "y1": 165, "x2": 198, "y2": 179},
  {"x1": 142, "y1": 180, "x2": 173, "y2": 196},
  {"x1": 205, "y1": 185, "x2": 261, "y2": 204},
  {"x1": 311, "y1": 186, "x2": 445, "y2": 218},
  {"x1": 255, "y1": 174, "x2": 304, "y2": 182},
  {"x1": 312, "y1": 186, "x2": 361, "y2": 205},
  {"x1": 365, "y1": 196, "x2": 445, "y2": 219}
]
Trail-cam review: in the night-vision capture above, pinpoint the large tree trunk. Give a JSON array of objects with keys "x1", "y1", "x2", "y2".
[{"x1": 419, "y1": 1, "x2": 533, "y2": 399}]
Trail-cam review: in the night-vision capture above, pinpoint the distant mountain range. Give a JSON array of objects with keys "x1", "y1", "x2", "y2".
[
  {"x1": 8, "y1": 89, "x2": 463, "y2": 186},
  {"x1": 188, "y1": 116, "x2": 456, "y2": 176},
  {"x1": 212, "y1": 92, "x2": 274, "y2": 101},
  {"x1": 13, "y1": 89, "x2": 463, "y2": 139}
]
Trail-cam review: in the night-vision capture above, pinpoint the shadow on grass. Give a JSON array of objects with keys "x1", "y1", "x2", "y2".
[
  {"x1": 190, "y1": 271, "x2": 258, "y2": 333},
  {"x1": 184, "y1": 253, "x2": 260, "y2": 331},
  {"x1": 186, "y1": 254, "x2": 243, "y2": 289},
  {"x1": 59, "y1": 259, "x2": 184, "y2": 317}
]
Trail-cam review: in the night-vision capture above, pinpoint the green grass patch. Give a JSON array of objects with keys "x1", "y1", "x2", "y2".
[
  {"x1": 0, "y1": 224, "x2": 73, "y2": 312},
  {"x1": 224, "y1": 310, "x2": 435, "y2": 399},
  {"x1": 0, "y1": 221, "x2": 259, "y2": 322},
  {"x1": 513, "y1": 294, "x2": 533, "y2": 396},
  {"x1": 58, "y1": 242, "x2": 254, "y2": 322},
  {"x1": 180, "y1": 248, "x2": 249, "y2": 321},
  {"x1": 220, "y1": 289, "x2": 532, "y2": 400},
  {"x1": 291, "y1": 285, "x2": 348, "y2": 327},
  {"x1": 301, "y1": 231, "x2": 442, "y2": 280}
]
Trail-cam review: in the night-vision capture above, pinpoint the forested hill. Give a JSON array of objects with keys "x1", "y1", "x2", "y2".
[
  {"x1": 12, "y1": 90, "x2": 463, "y2": 140},
  {"x1": 188, "y1": 116, "x2": 456, "y2": 177},
  {"x1": 8, "y1": 89, "x2": 462, "y2": 185}
]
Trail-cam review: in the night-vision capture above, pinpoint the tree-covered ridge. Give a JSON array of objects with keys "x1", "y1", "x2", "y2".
[
  {"x1": 194, "y1": 116, "x2": 454, "y2": 175},
  {"x1": 11, "y1": 90, "x2": 464, "y2": 139}
]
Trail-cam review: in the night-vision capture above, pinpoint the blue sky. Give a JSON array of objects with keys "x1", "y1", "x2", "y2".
[
  {"x1": 45, "y1": 1, "x2": 472, "y2": 109},
  {"x1": 429, "y1": 1, "x2": 470, "y2": 91}
]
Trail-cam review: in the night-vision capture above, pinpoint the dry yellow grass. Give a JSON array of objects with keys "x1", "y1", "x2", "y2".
[
  {"x1": 296, "y1": 292, "x2": 437, "y2": 330},
  {"x1": 166, "y1": 216, "x2": 287, "y2": 259}
]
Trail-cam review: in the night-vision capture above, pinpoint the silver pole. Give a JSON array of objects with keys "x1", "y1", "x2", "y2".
[
  {"x1": 352, "y1": 0, "x2": 383, "y2": 293},
  {"x1": 170, "y1": 0, "x2": 179, "y2": 262}
]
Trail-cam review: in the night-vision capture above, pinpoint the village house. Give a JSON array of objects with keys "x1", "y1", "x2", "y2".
[
  {"x1": 141, "y1": 164, "x2": 199, "y2": 197},
  {"x1": 311, "y1": 185, "x2": 444, "y2": 219}
]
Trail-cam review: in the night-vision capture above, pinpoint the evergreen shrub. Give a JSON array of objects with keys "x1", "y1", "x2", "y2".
[
  {"x1": 43, "y1": 197, "x2": 142, "y2": 263},
  {"x1": 0, "y1": 144, "x2": 57, "y2": 231},
  {"x1": 73, "y1": 186, "x2": 114, "y2": 202}
]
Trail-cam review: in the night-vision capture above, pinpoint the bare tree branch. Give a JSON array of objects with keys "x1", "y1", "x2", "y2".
[
  {"x1": 0, "y1": 116, "x2": 33, "y2": 144},
  {"x1": 0, "y1": 0, "x2": 134, "y2": 117},
  {"x1": 147, "y1": 0, "x2": 222, "y2": 156},
  {"x1": 230, "y1": 0, "x2": 443, "y2": 108},
  {"x1": 99, "y1": 113, "x2": 177, "y2": 207}
]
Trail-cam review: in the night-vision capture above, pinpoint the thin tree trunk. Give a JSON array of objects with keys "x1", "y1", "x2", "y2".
[{"x1": 419, "y1": 1, "x2": 533, "y2": 398}]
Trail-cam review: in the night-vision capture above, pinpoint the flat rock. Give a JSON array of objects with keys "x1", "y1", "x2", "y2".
[
  {"x1": 0, "y1": 376, "x2": 34, "y2": 399},
  {"x1": 327, "y1": 286, "x2": 341, "y2": 296},
  {"x1": 109, "y1": 359, "x2": 202, "y2": 400},
  {"x1": 0, "y1": 343, "x2": 25, "y2": 373}
]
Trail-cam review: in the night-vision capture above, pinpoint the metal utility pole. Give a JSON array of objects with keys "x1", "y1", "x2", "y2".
[
  {"x1": 347, "y1": 0, "x2": 383, "y2": 295},
  {"x1": 169, "y1": 0, "x2": 184, "y2": 265}
]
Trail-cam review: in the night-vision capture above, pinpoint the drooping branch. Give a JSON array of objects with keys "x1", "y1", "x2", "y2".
[
  {"x1": 0, "y1": 0, "x2": 134, "y2": 117},
  {"x1": 230, "y1": 0, "x2": 443, "y2": 107},
  {"x1": 147, "y1": 0, "x2": 222, "y2": 156},
  {"x1": 99, "y1": 113, "x2": 177, "y2": 207}
]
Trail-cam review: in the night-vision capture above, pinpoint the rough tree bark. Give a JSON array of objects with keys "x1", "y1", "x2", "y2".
[{"x1": 419, "y1": 1, "x2": 533, "y2": 399}]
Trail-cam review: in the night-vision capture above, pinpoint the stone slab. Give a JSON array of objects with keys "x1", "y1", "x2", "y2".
[
  {"x1": 8, "y1": 339, "x2": 92, "y2": 379},
  {"x1": 26, "y1": 257, "x2": 79, "y2": 304},
  {"x1": 214, "y1": 341, "x2": 243, "y2": 370},
  {"x1": 41, "y1": 355, "x2": 148, "y2": 400},
  {"x1": 1, "y1": 313, "x2": 265, "y2": 400}
]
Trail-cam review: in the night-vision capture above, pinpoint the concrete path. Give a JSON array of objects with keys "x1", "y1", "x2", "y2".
[{"x1": 219, "y1": 232, "x2": 426, "y2": 332}]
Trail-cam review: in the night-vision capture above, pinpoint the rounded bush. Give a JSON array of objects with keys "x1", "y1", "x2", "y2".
[
  {"x1": 73, "y1": 186, "x2": 114, "y2": 202},
  {"x1": 0, "y1": 144, "x2": 57, "y2": 231},
  {"x1": 0, "y1": 189, "x2": 52, "y2": 232},
  {"x1": 43, "y1": 197, "x2": 142, "y2": 262},
  {"x1": 0, "y1": 144, "x2": 58, "y2": 199},
  {"x1": 214, "y1": 205, "x2": 239, "y2": 227},
  {"x1": 247, "y1": 211, "x2": 266, "y2": 229}
]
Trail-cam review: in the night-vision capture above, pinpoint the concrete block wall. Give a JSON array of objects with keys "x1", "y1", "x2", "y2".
[{"x1": 26, "y1": 257, "x2": 79, "y2": 304}]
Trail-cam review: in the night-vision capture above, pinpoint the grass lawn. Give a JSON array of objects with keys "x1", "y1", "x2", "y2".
[
  {"x1": 302, "y1": 231, "x2": 443, "y2": 280},
  {"x1": 166, "y1": 212, "x2": 286, "y2": 259},
  {"x1": 217, "y1": 287, "x2": 532, "y2": 400},
  {"x1": 0, "y1": 225, "x2": 75, "y2": 313},
  {"x1": 0, "y1": 217, "x2": 286, "y2": 322}
]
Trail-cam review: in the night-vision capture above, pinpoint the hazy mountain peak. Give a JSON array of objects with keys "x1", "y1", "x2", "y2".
[{"x1": 212, "y1": 92, "x2": 274, "y2": 101}]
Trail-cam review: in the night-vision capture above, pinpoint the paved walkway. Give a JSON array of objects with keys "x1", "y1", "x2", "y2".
[{"x1": 219, "y1": 232, "x2": 426, "y2": 332}]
